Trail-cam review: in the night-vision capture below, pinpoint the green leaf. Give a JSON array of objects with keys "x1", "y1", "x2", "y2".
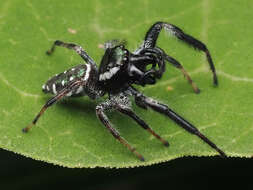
[{"x1": 0, "y1": 0, "x2": 252, "y2": 168}]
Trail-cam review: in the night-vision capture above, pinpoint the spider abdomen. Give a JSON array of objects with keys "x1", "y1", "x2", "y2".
[{"x1": 42, "y1": 64, "x2": 90, "y2": 96}]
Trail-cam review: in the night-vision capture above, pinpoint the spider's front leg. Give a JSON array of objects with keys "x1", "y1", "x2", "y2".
[
  {"x1": 142, "y1": 21, "x2": 218, "y2": 85},
  {"x1": 129, "y1": 87, "x2": 226, "y2": 157}
]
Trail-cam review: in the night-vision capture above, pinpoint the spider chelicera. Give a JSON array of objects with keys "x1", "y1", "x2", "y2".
[{"x1": 23, "y1": 22, "x2": 226, "y2": 161}]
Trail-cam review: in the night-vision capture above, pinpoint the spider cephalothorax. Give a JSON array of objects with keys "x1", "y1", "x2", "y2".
[
  {"x1": 23, "y1": 22, "x2": 226, "y2": 161},
  {"x1": 97, "y1": 43, "x2": 164, "y2": 93}
]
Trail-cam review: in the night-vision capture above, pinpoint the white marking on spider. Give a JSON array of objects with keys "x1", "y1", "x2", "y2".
[
  {"x1": 144, "y1": 41, "x2": 152, "y2": 48},
  {"x1": 75, "y1": 86, "x2": 84, "y2": 94},
  {"x1": 64, "y1": 70, "x2": 67, "y2": 74},
  {"x1": 75, "y1": 46, "x2": 82, "y2": 54},
  {"x1": 84, "y1": 64, "x2": 91, "y2": 81},
  {"x1": 46, "y1": 85, "x2": 50, "y2": 91},
  {"x1": 61, "y1": 80, "x2": 65, "y2": 86},
  {"x1": 52, "y1": 84, "x2": 57, "y2": 94},
  {"x1": 163, "y1": 24, "x2": 176, "y2": 36},
  {"x1": 69, "y1": 76, "x2": 74, "y2": 81},
  {"x1": 66, "y1": 91, "x2": 72, "y2": 96},
  {"x1": 42, "y1": 84, "x2": 46, "y2": 90},
  {"x1": 71, "y1": 68, "x2": 75, "y2": 71},
  {"x1": 99, "y1": 67, "x2": 120, "y2": 81}
]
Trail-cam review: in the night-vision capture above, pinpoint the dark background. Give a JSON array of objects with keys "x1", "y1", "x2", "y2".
[{"x1": 1, "y1": 148, "x2": 252, "y2": 190}]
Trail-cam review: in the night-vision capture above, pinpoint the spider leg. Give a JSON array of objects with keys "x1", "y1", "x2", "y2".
[
  {"x1": 115, "y1": 104, "x2": 169, "y2": 146},
  {"x1": 129, "y1": 86, "x2": 226, "y2": 157},
  {"x1": 140, "y1": 47, "x2": 200, "y2": 93},
  {"x1": 130, "y1": 54, "x2": 160, "y2": 71},
  {"x1": 143, "y1": 22, "x2": 217, "y2": 85},
  {"x1": 164, "y1": 54, "x2": 200, "y2": 93},
  {"x1": 23, "y1": 80, "x2": 84, "y2": 133},
  {"x1": 129, "y1": 54, "x2": 161, "y2": 85},
  {"x1": 46, "y1": 40, "x2": 97, "y2": 67},
  {"x1": 96, "y1": 103, "x2": 145, "y2": 161}
]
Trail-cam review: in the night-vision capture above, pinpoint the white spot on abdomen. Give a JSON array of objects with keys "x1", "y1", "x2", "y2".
[{"x1": 52, "y1": 84, "x2": 57, "y2": 94}]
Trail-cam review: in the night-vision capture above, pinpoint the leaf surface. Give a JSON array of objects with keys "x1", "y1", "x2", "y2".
[{"x1": 0, "y1": 0, "x2": 252, "y2": 168}]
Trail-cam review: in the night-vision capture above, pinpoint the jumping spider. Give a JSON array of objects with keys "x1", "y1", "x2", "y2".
[{"x1": 23, "y1": 22, "x2": 226, "y2": 161}]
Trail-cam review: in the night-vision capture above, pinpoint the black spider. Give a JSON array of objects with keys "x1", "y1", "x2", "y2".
[{"x1": 23, "y1": 22, "x2": 226, "y2": 161}]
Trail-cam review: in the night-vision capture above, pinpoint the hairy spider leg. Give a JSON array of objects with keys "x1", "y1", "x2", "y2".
[
  {"x1": 130, "y1": 87, "x2": 226, "y2": 157},
  {"x1": 115, "y1": 104, "x2": 169, "y2": 146},
  {"x1": 163, "y1": 54, "x2": 200, "y2": 93},
  {"x1": 140, "y1": 47, "x2": 200, "y2": 93},
  {"x1": 23, "y1": 80, "x2": 84, "y2": 133},
  {"x1": 143, "y1": 21, "x2": 218, "y2": 85},
  {"x1": 96, "y1": 103, "x2": 145, "y2": 161},
  {"x1": 46, "y1": 40, "x2": 97, "y2": 67}
]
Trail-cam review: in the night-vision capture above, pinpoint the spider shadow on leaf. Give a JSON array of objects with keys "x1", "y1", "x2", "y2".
[{"x1": 56, "y1": 98, "x2": 97, "y2": 119}]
